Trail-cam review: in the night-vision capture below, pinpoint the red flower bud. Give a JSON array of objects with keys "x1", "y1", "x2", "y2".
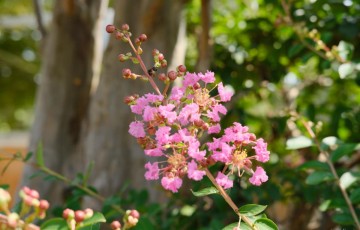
[
  {"x1": 122, "y1": 68, "x2": 132, "y2": 78},
  {"x1": 29, "y1": 189, "x2": 40, "y2": 199},
  {"x1": 193, "y1": 82, "x2": 201, "y2": 90},
  {"x1": 129, "y1": 209, "x2": 140, "y2": 219},
  {"x1": 158, "y1": 73, "x2": 167, "y2": 81},
  {"x1": 75, "y1": 210, "x2": 85, "y2": 223},
  {"x1": 177, "y1": 65, "x2": 186, "y2": 73},
  {"x1": 161, "y1": 60, "x2": 167, "y2": 68},
  {"x1": 63, "y1": 208, "x2": 74, "y2": 219},
  {"x1": 158, "y1": 53, "x2": 164, "y2": 61},
  {"x1": 168, "y1": 71, "x2": 177, "y2": 81},
  {"x1": 121, "y1": 24, "x2": 129, "y2": 31},
  {"x1": 111, "y1": 220, "x2": 121, "y2": 229},
  {"x1": 115, "y1": 31, "x2": 124, "y2": 40},
  {"x1": 152, "y1": 49, "x2": 160, "y2": 56},
  {"x1": 39, "y1": 200, "x2": 50, "y2": 210},
  {"x1": 138, "y1": 34, "x2": 147, "y2": 42},
  {"x1": 106, "y1": 25, "x2": 116, "y2": 33},
  {"x1": 118, "y1": 54, "x2": 126, "y2": 62},
  {"x1": 135, "y1": 38, "x2": 141, "y2": 46}
]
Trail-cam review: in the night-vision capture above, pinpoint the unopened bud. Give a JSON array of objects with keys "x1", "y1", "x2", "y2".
[
  {"x1": 122, "y1": 68, "x2": 132, "y2": 78},
  {"x1": 106, "y1": 25, "x2": 116, "y2": 33},
  {"x1": 193, "y1": 82, "x2": 201, "y2": 90},
  {"x1": 39, "y1": 200, "x2": 50, "y2": 210},
  {"x1": 84, "y1": 208, "x2": 94, "y2": 219},
  {"x1": 152, "y1": 49, "x2": 160, "y2": 56},
  {"x1": 168, "y1": 71, "x2": 177, "y2": 81},
  {"x1": 0, "y1": 188, "x2": 11, "y2": 206},
  {"x1": 75, "y1": 210, "x2": 85, "y2": 223},
  {"x1": 121, "y1": 24, "x2": 130, "y2": 31},
  {"x1": 129, "y1": 210, "x2": 140, "y2": 219},
  {"x1": 135, "y1": 38, "x2": 141, "y2": 46},
  {"x1": 158, "y1": 53, "x2": 164, "y2": 61},
  {"x1": 161, "y1": 60, "x2": 167, "y2": 68},
  {"x1": 63, "y1": 208, "x2": 75, "y2": 219},
  {"x1": 7, "y1": 213, "x2": 19, "y2": 228},
  {"x1": 115, "y1": 31, "x2": 124, "y2": 40},
  {"x1": 138, "y1": 34, "x2": 147, "y2": 42},
  {"x1": 177, "y1": 65, "x2": 186, "y2": 73},
  {"x1": 29, "y1": 189, "x2": 40, "y2": 199},
  {"x1": 137, "y1": 47, "x2": 143, "y2": 55},
  {"x1": 158, "y1": 73, "x2": 167, "y2": 81},
  {"x1": 118, "y1": 54, "x2": 127, "y2": 62},
  {"x1": 111, "y1": 220, "x2": 121, "y2": 230}
]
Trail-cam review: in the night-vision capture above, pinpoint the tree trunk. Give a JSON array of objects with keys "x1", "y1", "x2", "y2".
[
  {"x1": 21, "y1": 0, "x2": 108, "y2": 204},
  {"x1": 83, "y1": 0, "x2": 186, "y2": 203}
]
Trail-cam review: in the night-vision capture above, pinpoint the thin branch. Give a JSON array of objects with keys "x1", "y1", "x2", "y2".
[{"x1": 33, "y1": 0, "x2": 47, "y2": 38}]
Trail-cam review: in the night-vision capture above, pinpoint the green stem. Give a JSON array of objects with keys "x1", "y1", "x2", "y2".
[
  {"x1": 205, "y1": 168, "x2": 257, "y2": 230},
  {"x1": 301, "y1": 120, "x2": 360, "y2": 229}
]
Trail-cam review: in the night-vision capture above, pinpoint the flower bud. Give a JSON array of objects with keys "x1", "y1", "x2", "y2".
[
  {"x1": 84, "y1": 208, "x2": 94, "y2": 219},
  {"x1": 118, "y1": 54, "x2": 127, "y2": 62},
  {"x1": 39, "y1": 200, "x2": 50, "y2": 210},
  {"x1": 158, "y1": 53, "x2": 164, "y2": 61},
  {"x1": 168, "y1": 71, "x2": 177, "y2": 81},
  {"x1": 111, "y1": 220, "x2": 121, "y2": 230},
  {"x1": 106, "y1": 25, "x2": 116, "y2": 33},
  {"x1": 0, "y1": 188, "x2": 11, "y2": 208},
  {"x1": 158, "y1": 73, "x2": 167, "y2": 81},
  {"x1": 75, "y1": 210, "x2": 85, "y2": 223},
  {"x1": 115, "y1": 31, "x2": 124, "y2": 40},
  {"x1": 121, "y1": 24, "x2": 129, "y2": 31},
  {"x1": 122, "y1": 68, "x2": 132, "y2": 78},
  {"x1": 63, "y1": 208, "x2": 75, "y2": 219},
  {"x1": 7, "y1": 213, "x2": 19, "y2": 228},
  {"x1": 135, "y1": 38, "x2": 141, "y2": 46},
  {"x1": 161, "y1": 60, "x2": 167, "y2": 68},
  {"x1": 177, "y1": 65, "x2": 186, "y2": 73},
  {"x1": 129, "y1": 210, "x2": 140, "y2": 219},
  {"x1": 138, "y1": 34, "x2": 147, "y2": 42},
  {"x1": 29, "y1": 189, "x2": 40, "y2": 199},
  {"x1": 152, "y1": 49, "x2": 160, "y2": 56},
  {"x1": 193, "y1": 82, "x2": 201, "y2": 90}
]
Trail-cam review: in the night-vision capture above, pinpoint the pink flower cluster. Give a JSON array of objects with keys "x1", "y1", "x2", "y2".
[{"x1": 127, "y1": 71, "x2": 270, "y2": 192}]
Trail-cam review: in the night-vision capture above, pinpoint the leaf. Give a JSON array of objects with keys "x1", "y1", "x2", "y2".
[
  {"x1": 239, "y1": 204, "x2": 267, "y2": 216},
  {"x1": 41, "y1": 218, "x2": 68, "y2": 230},
  {"x1": 338, "y1": 40, "x2": 354, "y2": 61},
  {"x1": 36, "y1": 143, "x2": 44, "y2": 167},
  {"x1": 0, "y1": 184, "x2": 9, "y2": 190},
  {"x1": 319, "y1": 199, "x2": 331, "y2": 211},
  {"x1": 331, "y1": 143, "x2": 360, "y2": 162},
  {"x1": 78, "y1": 223, "x2": 101, "y2": 230},
  {"x1": 350, "y1": 188, "x2": 360, "y2": 204},
  {"x1": 288, "y1": 44, "x2": 304, "y2": 58},
  {"x1": 78, "y1": 212, "x2": 106, "y2": 229},
  {"x1": 180, "y1": 205, "x2": 196, "y2": 216},
  {"x1": 23, "y1": 152, "x2": 33, "y2": 162},
  {"x1": 340, "y1": 172, "x2": 359, "y2": 190},
  {"x1": 320, "y1": 136, "x2": 342, "y2": 151},
  {"x1": 338, "y1": 63, "x2": 355, "y2": 79},
  {"x1": 332, "y1": 212, "x2": 354, "y2": 225},
  {"x1": 305, "y1": 171, "x2": 335, "y2": 185},
  {"x1": 222, "y1": 222, "x2": 252, "y2": 230},
  {"x1": 1, "y1": 156, "x2": 15, "y2": 176},
  {"x1": 191, "y1": 186, "x2": 219, "y2": 197},
  {"x1": 254, "y1": 218, "x2": 278, "y2": 230},
  {"x1": 286, "y1": 136, "x2": 313, "y2": 150},
  {"x1": 297, "y1": 160, "x2": 329, "y2": 171}
]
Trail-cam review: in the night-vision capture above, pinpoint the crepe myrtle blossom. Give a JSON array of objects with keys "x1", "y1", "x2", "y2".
[{"x1": 125, "y1": 69, "x2": 270, "y2": 192}]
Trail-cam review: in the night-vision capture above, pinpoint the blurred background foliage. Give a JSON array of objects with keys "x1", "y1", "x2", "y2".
[{"x1": 1, "y1": 0, "x2": 359, "y2": 229}]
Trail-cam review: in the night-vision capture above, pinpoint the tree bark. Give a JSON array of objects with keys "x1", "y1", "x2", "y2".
[
  {"x1": 21, "y1": 0, "x2": 108, "y2": 204},
  {"x1": 84, "y1": 0, "x2": 186, "y2": 203}
]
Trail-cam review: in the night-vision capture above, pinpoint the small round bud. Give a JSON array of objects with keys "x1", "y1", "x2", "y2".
[
  {"x1": 106, "y1": 25, "x2": 116, "y2": 33},
  {"x1": 135, "y1": 38, "x2": 141, "y2": 46},
  {"x1": 118, "y1": 54, "x2": 127, "y2": 62},
  {"x1": 39, "y1": 200, "x2": 50, "y2": 210},
  {"x1": 122, "y1": 68, "x2": 132, "y2": 78},
  {"x1": 0, "y1": 188, "x2": 11, "y2": 205},
  {"x1": 29, "y1": 189, "x2": 40, "y2": 199},
  {"x1": 75, "y1": 210, "x2": 85, "y2": 223},
  {"x1": 115, "y1": 31, "x2": 124, "y2": 40},
  {"x1": 138, "y1": 34, "x2": 147, "y2": 42},
  {"x1": 168, "y1": 71, "x2": 177, "y2": 81},
  {"x1": 161, "y1": 60, "x2": 167, "y2": 68},
  {"x1": 7, "y1": 213, "x2": 19, "y2": 228},
  {"x1": 111, "y1": 220, "x2": 121, "y2": 230},
  {"x1": 194, "y1": 119, "x2": 204, "y2": 127},
  {"x1": 22, "y1": 186, "x2": 31, "y2": 195},
  {"x1": 152, "y1": 49, "x2": 160, "y2": 56},
  {"x1": 158, "y1": 53, "x2": 164, "y2": 61},
  {"x1": 121, "y1": 24, "x2": 129, "y2": 31},
  {"x1": 177, "y1": 65, "x2": 186, "y2": 73},
  {"x1": 193, "y1": 82, "x2": 201, "y2": 90},
  {"x1": 24, "y1": 196, "x2": 34, "y2": 206},
  {"x1": 63, "y1": 208, "x2": 75, "y2": 219},
  {"x1": 129, "y1": 210, "x2": 140, "y2": 219},
  {"x1": 158, "y1": 73, "x2": 167, "y2": 81},
  {"x1": 84, "y1": 208, "x2": 94, "y2": 219}
]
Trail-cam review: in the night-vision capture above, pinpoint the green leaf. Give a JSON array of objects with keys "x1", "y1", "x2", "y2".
[
  {"x1": 239, "y1": 204, "x2": 267, "y2": 216},
  {"x1": 78, "y1": 223, "x2": 101, "y2": 230},
  {"x1": 36, "y1": 143, "x2": 44, "y2": 167},
  {"x1": 331, "y1": 143, "x2": 360, "y2": 162},
  {"x1": 0, "y1": 184, "x2": 9, "y2": 190},
  {"x1": 41, "y1": 218, "x2": 68, "y2": 230},
  {"x1": 254, "y1": 218, "x2": 278, "y2": 230},
  {"x1": 191, "y1": 186, "x2": 219, "y2": 197},
  {"x1": 338, "y1": 63, "x2": 355, "y2": 79},
  {"x1": 222, "y1": 222, "x2": 252, "y2": 230},
  {"x1": 305, "y1": 171, "x2": 335, "y2": 185},
  {"x1": 332, "y1": 212, "x2": 354, "y2": 225},
  {"x1": 350, "y1": 188, "x2": 360, "y2": 204},
  {"x1": 288, "y1": 44, "x2": 304, "y2": 58},
  {"x1": 319, "y1": 199, "x2": 331, "y2": 211},
  {"x1": 77, "y1": 212, "x2": 106, "y2": 230},
  {"x1": 297, "y1": 160, "x2": 329, "y2": 171},
  {"x1": 338, "y1": 40, "x2": 354, "y2": 61},
  {"x1": 286, "y1": 136, "x2": 313, "y2": 150},
  {"x1": 23, "y1": 152, "x2": 33, "y2": 162},
  {"x1": 340, "y1": 172, "x2": 359, "y2": 190}
]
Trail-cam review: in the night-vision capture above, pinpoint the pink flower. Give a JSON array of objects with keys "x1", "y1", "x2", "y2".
[
  {"x1": 207, "y1": 104, "x2": 227, "y2": 122},
  {"x1": 155, "y1": 126, "x2": 171, "y2": 145},
  {"x1": 249, "y1": 166, "x2": 268, "y2": 186},
  {"x1": 145, "y1": 162, "x2": 159, "y2": 180},
  {"x1": 128, "y1": 121, "x2": 146, "y2": 138},
  {"x1": 253, "y1": 138, "x2": 270, "y2": 162},
  {"x1": 188, "y1": 141, "x2": 206, "y2": 160},
  {"x1": 222, "y1": 122, "x2": 254, "y2": 143},
  {"x1": 169, "y1": 86, "x2": 184, "y2": 102},
  {"x1": 144, "y1": 148, "x2": 163, "y2": 157},
  {"x1": 183, "y1": 72, "x2": 200, "y2": 87},
  {"x1": 198, "y1": 70, "x2": 215, "y2": 84},
  {"x1": 211, "y1": 143, "x2": 233, "y2": 163},
  {"x1": 207, "y1": 137, "x2": 222, "y2": 151},
  {"x1": 130, "y1": 97, "x2": 148, "y2": 114},
  {"x1": 144, "y1": 93, "x2": 164, "y2": 103},
  {"x1": 161, "y1": 176, "x2": 183, "y2": 192},
  {"x1": 143, "y1": 106, "x2": 158, "y2": 121},
  {"x1": 208, "y1": 124, "x2": 221, "y2": 134},
  {"x1": 187, "y1": 160, "x2": 206, "y2": 181},
  {"x1": 178, "y1": 103, "x2": 200, "y2": 125},
  {"x1": 216, "y1": 172, "x2": 233, "y2": 189},
  {"x1": 218, "y1": 82, "x2": 233, "y2": 102},
  {"x1": 159, "y1": 104, "x2": 177, "y2": 124}
]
